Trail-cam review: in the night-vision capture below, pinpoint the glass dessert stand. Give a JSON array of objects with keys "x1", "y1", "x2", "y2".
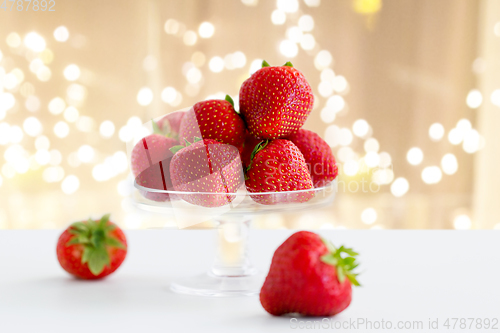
[{"x1": 133, "y1": 181, "x2": 336, "y2": 297}]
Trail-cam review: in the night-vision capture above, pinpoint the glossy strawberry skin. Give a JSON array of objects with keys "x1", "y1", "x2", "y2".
[
  {"x1": 179, "y1": 100, "x2": 246, "y2": 150},
  {"x1": 130, "y1": 134, "x2": 178, "y2": 177},
  {"x1": 56, "y1": 222, "x2": 127, "y2": 280},
  {"x1": 239, "y1": 65, "x2": 314, "y2": 139},
  {"x1": 245, "y1": 139, "x2": 314, "y2": 205},
  {"x1": 287, "y1": 129, "x2": 338, "y2": 187},
  {"x1": 260, "y1": 231, "x2": 352, "y2": 317},
  {"x1": 170, "y1": 139, "x2": 244, "y2": 207}
]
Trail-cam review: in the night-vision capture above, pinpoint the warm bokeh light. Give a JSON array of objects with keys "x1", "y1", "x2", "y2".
[
  {"x1": 53, "y1": 26, "x2": 70, "y2": 42},
  {"x1": 466, "y1": 89, "x2": 482, "y2": 109},
  {"x1": 453, "y1": 214, "x2": 472, "y2": 230},
  {"x1": 361, "y1": 208, "x2": 377, "y2": 224},
  {"x1": 100, "y1": 121, "x2": 115, "y2": 138},
  {"x1": 391, "y1": 177, "x2": 409, "y2": 197},
  {"x1": 364, "y1": 138, "x2": 379, "y2": 153},
  {"x1": 279, "y1": 40, "x2": 299, "y2": 58},
  {"x1": 63, "y1": 64, "x2": 81, "y2": 81},
  {"x1": 137, "y1": 87, "x2": 153, "y2": 106},
  {"x1": 421, "y1": 166, "x2": 442, "y2": 184},
  {"x1": 198, "y1": 22, "x2": 215, "y2": 38},
  {"x1": 353, "y1": 119, "x2": 369, "y2": 137},
  {"x1": 428, "y1": 123, "x2": 444, "y2": 141},
  {"x1": 441, "y1": 153, "x2": 458, "y2": 175},
  {"x1": 209, "y1": 56, "x2": 224, "y2": 72},
  {"x1": 277, "y1": 0, "x2": 299, "y2": 13},
  {"x1": 406, "y1": 147, "x2": 423, "y2": 166}
]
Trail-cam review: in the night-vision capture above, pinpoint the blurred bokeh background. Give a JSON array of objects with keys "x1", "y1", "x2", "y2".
[{"x1": 0, "y1": 0, "x2": 499, "y2": 230}]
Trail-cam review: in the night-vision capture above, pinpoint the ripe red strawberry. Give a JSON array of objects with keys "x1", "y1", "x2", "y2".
[
  {"x1": 170, "y1": 138, "x2": 244, "y2": 207},
  {"x1": 56, "y1": 215, "x2": 127, "y2": 280},
  {"x1": 157, "y1": 110, "x2": 186, "y2": 140},
  {"x1": 130, "y1": 134, "x2": 177, "y2": 177},
  {"x1": 179, "y1": 96, "x2": 246, "y2": 150},
  {"x1": 260, "y1": 231, "x2": 360, "y2": 317},
  {"x1": 245, "y1": 139, "x2": 314, "y2": 205},
  {"x1": 239, "y1": 61, "x2": 314, "y2": 139},
  {"x1": 287, "y1": 129, "x2": 338, "y2": 187}
]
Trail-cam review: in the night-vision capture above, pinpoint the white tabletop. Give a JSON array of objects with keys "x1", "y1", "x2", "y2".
[{"x1": 0, "y1": 230, "x2": 499, "y2": 333}]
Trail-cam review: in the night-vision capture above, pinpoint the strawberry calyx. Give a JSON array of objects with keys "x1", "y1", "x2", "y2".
[
  {"x1": 66, "y1": 214, "x2": 125, "y2": 276},
  {"x1": 169, "y1": 137, "x2": 202, "y2": 155},
  {"x1": 320, "y1": 238, "x2": 361, "y2": 286},
  {"x1": 151, "y1": 118, "x2": 164, "y2": 135},
  {"x1": 225, "y1": 94, "x2": 235, "y2": 108},
  {"x1": 283, "y1": 61, "x2": 293, "y2": 67},
  {"x1": 262, "y1": 60, "x2": 271, "y2": 67},
  {"x1": 246, "y1": 139, "x2": 269, "y2": 172}
]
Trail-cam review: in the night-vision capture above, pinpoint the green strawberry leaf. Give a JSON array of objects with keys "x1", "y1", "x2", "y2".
[
  {"x1": 246, "y1": 140, "x2": 269, "y2": 171},
  {"x1": 151, "y1": 118, "x2": 162, "y2": 135},
  {"x1": 105, "y1": 237, "x2": 126, "y2": 249},
  {"x1": 225, "y1": 95, "x2": 235, "y2": 108},
  {"x1": 320, "y1": 238, "x2": 361, "y2": 287},
  {"x1": 170, "y1": 145, "x2": 185, "y2": 154},
  {"x1": 262, "y1": 60, "x2": 270, "y2": 67},
  {"x1": 337, "y1": 266, "x2": 345, "y2": 283},
  {"x1": 193, "y1": 137, "x2": 202, "y2": 143},
  {"x1": 283, "y1": 61, "x2": 293, "y2": 67},
  {"x1": 87, "y1": 246, "x2": 110, "y2": 276},
  {"x1": 70, "y1": 222, "x2": 89, "y2": 232}
]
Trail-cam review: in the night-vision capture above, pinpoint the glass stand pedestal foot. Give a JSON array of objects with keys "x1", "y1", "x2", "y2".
[{"x1": 170, "y1": 271, "x2": 265, "y2": 297}]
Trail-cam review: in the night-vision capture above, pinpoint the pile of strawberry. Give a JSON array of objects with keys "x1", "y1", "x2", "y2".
[{"x1": 131, "y1": 61, "x2": 338, "y2": 207}]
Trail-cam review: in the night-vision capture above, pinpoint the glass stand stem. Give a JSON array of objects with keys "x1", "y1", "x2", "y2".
[
  {"x1": 170, "y1": 215, "x2": 265, "y2": 297},
  {"x1": 211, "y1": 216, "x2": 257, "y2": 277}
]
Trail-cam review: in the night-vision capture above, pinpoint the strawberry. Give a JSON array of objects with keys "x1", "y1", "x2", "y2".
[
  {"x1": 245, "y1": 139, "x2": 314, "y2": 205},
  {"x1": 260, "y1": 231, "x2": 360, "y2": 317},
  {"x1": 130, "y1": 133, "x2": 177, "y2": 177},
  {"x1": 179, "y1": 95, "x2": 246, "y2": 150},
  {"x1": 170, "y1": 138, "x2": 244, "y2": 207},
  {"x1": 287, "y1": 129, "x2": 338, "y2": 187},
  {"x1": 239, "y1": 61, "x2": 314, "y2": 139},
  {"x1": 56, "y1": 214, "x2": 127, "y2": 280},
  {"x1": 157, "y1": 110, "x2": 186, "y2": 140}
]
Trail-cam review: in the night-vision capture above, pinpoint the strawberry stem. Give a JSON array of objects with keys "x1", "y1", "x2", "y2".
[
  {"x1": 320, "y1": 238, "x2": 361, "y2": 286},
  {"x1": 246, "y1": 139, "x2": 269, "y2": 171},
  {"x1": 67, "y1": 214, "x2": 125, "y2": 276}
]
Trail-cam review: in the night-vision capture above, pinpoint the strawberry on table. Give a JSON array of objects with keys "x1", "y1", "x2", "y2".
[
  {"x1": 56, "y1": 215, "x2": 127, "y2": 280},
  {"x1": 170, "y1": 138, "x2": 244, "y2": 207},
  {"x1": 239, "y1": 61, "x2": 314, "y2": 139},
  {"x1": 260, "y1": 231, "x2": 360, "y2": 317},
  {"x1": 245, "y1": 139, "x2": 314, "y2": 205},
  {"x1": 287, "y1": 129, "x2": 338, "y2": 187},
  {"x1": 179, "y1": 95, "x2": 246, "y2": 150}
]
